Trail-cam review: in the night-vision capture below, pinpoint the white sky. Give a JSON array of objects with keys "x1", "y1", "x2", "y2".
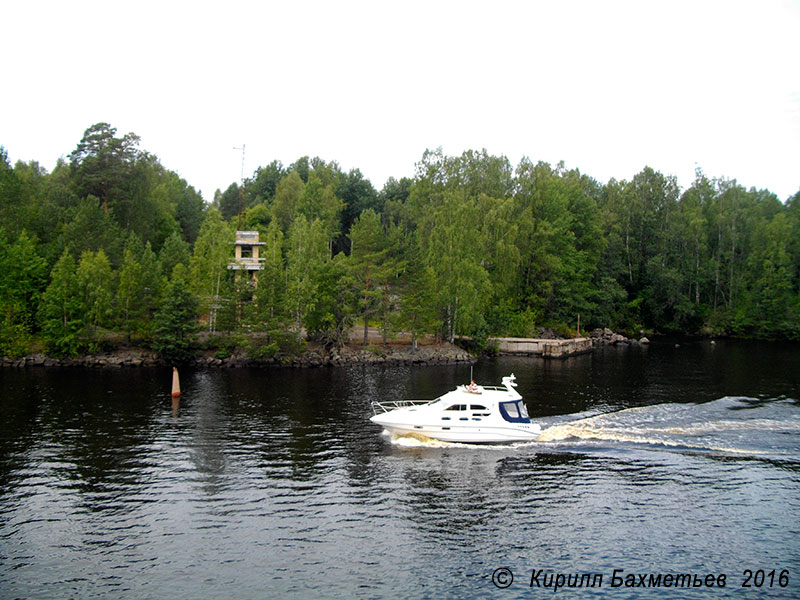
[{"x1": 3, "y1": 0, "x2": 799, "y2": 201}]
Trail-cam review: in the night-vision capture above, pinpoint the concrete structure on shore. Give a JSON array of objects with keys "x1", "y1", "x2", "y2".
[
  {"x1": 228, "y1": 230, "x2": 266, "y2": 284},
  {"x1": 489, "y1": 336, "x2": 593, "y2": 358}
]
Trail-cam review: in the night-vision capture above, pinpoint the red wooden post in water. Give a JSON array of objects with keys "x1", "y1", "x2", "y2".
[{"x1": 171, "y1": 367, "x2": 181, "y2": 398}]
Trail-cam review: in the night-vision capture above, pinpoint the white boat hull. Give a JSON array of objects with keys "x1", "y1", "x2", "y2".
[{"x1": 372, "y1": 419, "x2": 542, "y2": 444}]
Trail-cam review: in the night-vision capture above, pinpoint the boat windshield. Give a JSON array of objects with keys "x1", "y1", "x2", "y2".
[{"x1": 499, "y1": 400, "x2": 531, "y2": 423}]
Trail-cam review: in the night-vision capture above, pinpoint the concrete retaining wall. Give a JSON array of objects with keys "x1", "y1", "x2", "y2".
[{"x1": 489, "y1": 337, "x2": 592, "y2": 358}]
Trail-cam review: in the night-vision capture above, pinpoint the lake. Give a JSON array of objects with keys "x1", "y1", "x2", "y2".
[{"x1": 1, "y1": 339, "x2": 799, "y2": 599}]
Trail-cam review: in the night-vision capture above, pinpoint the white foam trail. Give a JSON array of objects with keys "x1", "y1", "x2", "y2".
[
  {"x1": 390, "y1": 432, "x2": 458, "y2": 448},
  {"x1": 387, "y1": 431, "x2": 533, "y2": 450},
  {"x1": 536, "y1": 414, "x2": 763, "y2": 454},
  {"x1": 658, "y1": 418, "x2": 798, "y2": 435}
]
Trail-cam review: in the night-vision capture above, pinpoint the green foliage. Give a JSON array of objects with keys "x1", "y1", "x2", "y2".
[
  {"x1": 337, "y1": 168, "x2": 380, "y2": 253},
  {"x1": 349, "y1": 208, "x2": 389, "y2": 344},
  {"x1": 240, "y1": 336, "x2": 279, "y2": 359},
  {"x1": 152, "y1": 275, "x2": 199, "y2": 363},
  {"x1": 297, "y1": 172, "x2": 344, "y2": 242},
  {"x1": 168, "y1": 172, "x2": 206, "y2": 244},
  {"x1": 3, "y1": 127, "x2": 800, "y2": 356},
  {"x1": 214, "y1": 182, "x2": 241, "y2": 221},
  {"x1": 395, "y1": 240, "x2": 439, "y2": 349},
  {"x1": 0, "y1": 229, "x2": 48, "y2": 355},
  {"x1": 245, "y1": 160, "x2": 285, "y2": 207},
  {"x1": 159, "y1": 231, "x2": 191, "y2": 279},
  {"x1": 37, "y1": 247, "x2": 117, "y2": 355},
  {"x1": 118, "y1": 236, "x2": 162, "y2": 337},
  {"x1": 0, "y1": 148, "x2": 21, "y2": 221},
  {"x1": 188, "y1": 209, "x2": 234, "y2": 318},
  {"x1": 75, "y1": 249, "x2": 116, "y2": 351},
  {"x1": 486, "y1": 302, "x2": 541, "y2": 338},
  {"x1": 38, "y1": 250, "x2": 83, "y2": 356},
  {"x1": 59, "y1": 197, "x2": 126, "y2": 264},
  {"x1": 2, "y1": 159, "x2": 71, "y2": 249},
  {"x1": 234, "y1": 331, "x2": 306, "y2": 359},
  {"x1": 245, "y1": 203, "x2": 272, "y2": 233},
  {"x1": 285, "y1": 217, "x2": 329, "y2": 330},
  {"x1": 247, "y1": 220, "x2": 285, "y2": 328},
  {"x1": 305, "y1": 252, "x2": 355, "y2": 349},
  {"x1": 736, "y1": 213, "x2": 799, "y2": 338},
  {"x1": 69, "y1": 122, "x2": 142, "y2": 214},
  {"x1": 67, "y1": 123, "x2": 202, "y2": 254},
  {"x1": 417, "y1": 188, "x2": 491, "y2": 342},
  {"x1": 271, "y1": 171, "x2": 304, "y2": 233}
]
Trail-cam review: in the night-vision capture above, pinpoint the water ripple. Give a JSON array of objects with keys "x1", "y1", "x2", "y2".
[{"x1": 1, "y1": 355, "x2": 799, "y2": 599}]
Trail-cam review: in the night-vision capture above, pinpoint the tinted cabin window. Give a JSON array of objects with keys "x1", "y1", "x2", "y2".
[
  {"x1": 499, "y1": 400, "x2": 530, "y2": 423},
  {"x1": 470, "y1": 404, "x2": 490, "y2": 417}
]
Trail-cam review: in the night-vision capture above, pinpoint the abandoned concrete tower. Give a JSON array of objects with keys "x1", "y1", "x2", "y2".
[{"x1": 227, "y1": 230, "x2": 265, "y2": 285}]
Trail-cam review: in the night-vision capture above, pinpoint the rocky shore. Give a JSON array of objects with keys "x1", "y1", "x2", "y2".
[
  {"x1": 1, "y1": 342, "x2": 476, "y2": 369},
  {"x1": 589, "y1": 328, "x2": 650, "y2": 346},
  {"x1": 2, "y1": 329, "x2": 653, "y2": 369}
]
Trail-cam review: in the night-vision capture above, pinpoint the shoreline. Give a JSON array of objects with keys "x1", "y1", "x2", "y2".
[
  {"x1": 0, "y1": 341, "x2": 477, "y2": 369},
  {"x1": 7, "y1": 329, "x2": 776, "y2": 370}
]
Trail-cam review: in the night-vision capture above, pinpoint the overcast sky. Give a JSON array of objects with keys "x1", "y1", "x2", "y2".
[{"x1": 3, "y1": 0, "x2": 799, "y2": 201}]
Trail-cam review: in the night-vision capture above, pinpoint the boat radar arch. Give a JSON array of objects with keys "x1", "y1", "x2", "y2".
[{"x1": 502, "y1": 374, "x2": 517, "y2": 389}]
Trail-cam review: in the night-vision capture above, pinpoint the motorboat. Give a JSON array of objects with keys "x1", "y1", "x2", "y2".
[{"x1": 370, "y1": 374, "x2": 541, "y2": 443}]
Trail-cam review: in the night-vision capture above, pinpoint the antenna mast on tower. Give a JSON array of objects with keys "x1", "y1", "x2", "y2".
[
  {"x1": 233, "y1": 144, "x2": 246, "y2": 230},
  {"x1": 233, "y1": 144, "x2": 245, "y2": 183}
]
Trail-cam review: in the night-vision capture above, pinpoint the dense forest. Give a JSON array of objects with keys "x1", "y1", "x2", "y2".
[{"x1": 1, "y1": 123, "x2": 799, "y2": 360}]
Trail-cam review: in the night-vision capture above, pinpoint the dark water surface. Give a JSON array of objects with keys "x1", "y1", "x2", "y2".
[{"x1": 1, "y1": 339, "x2": 799, "y2": 599}]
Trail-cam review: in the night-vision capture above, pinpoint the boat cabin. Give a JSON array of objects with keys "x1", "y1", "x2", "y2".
[{"x1": 437, "y1": 395, "x2": 531, "y2": 424}]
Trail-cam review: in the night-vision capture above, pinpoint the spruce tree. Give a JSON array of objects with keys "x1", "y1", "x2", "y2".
[{"x1": 153, "y1": 272, "x2": 199, "y2": 363}]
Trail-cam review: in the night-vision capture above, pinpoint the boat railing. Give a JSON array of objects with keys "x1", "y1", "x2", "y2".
[{"x1": 371, "y1": 399, "x2": 432, "y2": 415}]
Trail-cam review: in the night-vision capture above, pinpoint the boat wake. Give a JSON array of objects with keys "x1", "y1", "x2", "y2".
[
  {"x1": 536, "y1": 420, "x2": 753, "y2": 454},
  {"x1": 389, "y1": 432, "x2": 468, "y2": 448},
  {"x1": 388, "y1": 396, "x2": 800, "y2": 458},
  {"x1": 387, "y1": 431, "x2": 529, "y2": 450}
]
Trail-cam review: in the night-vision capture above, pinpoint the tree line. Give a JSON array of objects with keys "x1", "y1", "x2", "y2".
[{"x1": 1, "y1": 123, "x2": 799, "y2": 360}]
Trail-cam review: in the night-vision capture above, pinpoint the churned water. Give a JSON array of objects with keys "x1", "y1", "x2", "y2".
[{"x1": 1, "y1": 339, "x2": 799, "y2": 599}]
